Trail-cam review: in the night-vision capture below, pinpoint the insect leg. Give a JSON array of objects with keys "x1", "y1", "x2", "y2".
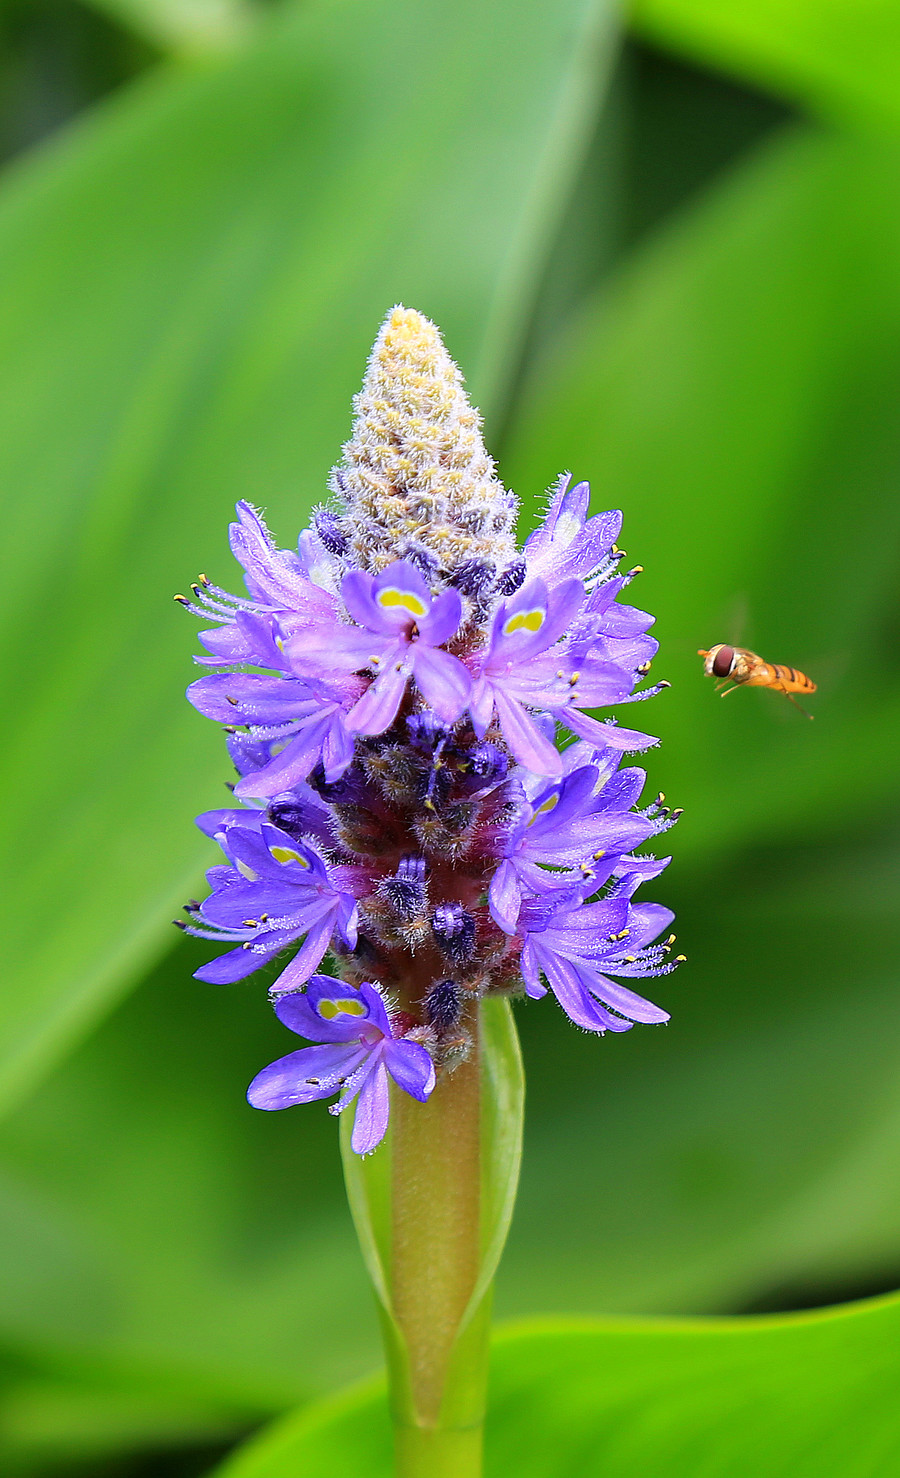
[{"x1": 783, "y1": 691, "x2": 814, "y2": 720}]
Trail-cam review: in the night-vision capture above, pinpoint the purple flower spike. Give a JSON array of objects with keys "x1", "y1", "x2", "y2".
[
  {"x1": 286, "y1": 559, "x2": 472, "y2": 735},
  {"x1": 181, "y1": 825, "x2": 359, "y2": 994},
  {"x1": 180, "y1": 308, "x2": 681, "y2": 1156},
  {"x1": 247, "y1": 977, "x2": 435, "y2": 1154}
]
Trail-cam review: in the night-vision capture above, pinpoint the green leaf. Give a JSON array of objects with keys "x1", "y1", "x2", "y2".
[
  {"x1": 0, "y1": 0, "x2": 619, "y2": 1117},
  {"x1": 502, "y1": 123, "x2": 900, "y2": 866},
  {"x1": 0, "y1": 941, "x2": 379, "y2": 1406},
  {"x1": 0, "y1": 1347, "x2": 260, "y2": 1476},
  {"x1": 629, "y1": 0, "x2": 900, "y2": 134},
  {"x1": 80, "y1": 0, "x2": 258, "y2": 56},
  {"x1": 502, "y1": 827, "x2": 900, "y2": 1318},
  {"x1": 483, "y1": 125, "x2": 900, "y2": 1320},
  {"x1": 212, "y1": 1296, "x2": 900, "y2": 1475}
]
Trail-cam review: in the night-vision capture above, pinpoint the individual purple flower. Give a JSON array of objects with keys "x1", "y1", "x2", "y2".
[
  {"x1": 523, "y1": 474, "x2": 623, "y2": 586},
  {"x1": 247, "y1": 976, "x2": 435, "y2": 1154},
  {"x1": 517, "y1": 884, "x2": 675, "y2": 1034},
  {"x1": 286, "y1": 559, "x2": 472, "y2": 734},
  {"x1": 179, "y1": 502, "x2": 339, "y2": 667},
  {"x1": 467, "y1": 575, "x2": 650, "y2": 776},
  {"x1": 487, "y1": 750, "x2": 675, "y2": 933},
  {"x1": 187, "y1": 669, "x2": 362, "y2": 796},
  {"x1": 180, "y1": 823, "x2": 359, "y2": 992},
  {"x1": 566, "y1": 575, "x2": 658, "y2": 679}
]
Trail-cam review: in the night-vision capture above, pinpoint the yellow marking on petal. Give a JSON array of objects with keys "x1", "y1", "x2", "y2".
[
  {"x1": 270, "y1": 846, "x2": 310, "y2": 867},
  {"x1": 318, "y1": 997, "x2": 368, "y2": 1019},
  {"x1": 236, "y1": 859, "x2": 260, "y2": 881},
  {"x1": 503, "y1": 607, "x2": 545, "y2": 636},
  {"x1": 527, "y1": 791, "x2": 559, "y2": 826},
  {"x1": 377, "y1": 586, "x2": 428, "y2": 618}
]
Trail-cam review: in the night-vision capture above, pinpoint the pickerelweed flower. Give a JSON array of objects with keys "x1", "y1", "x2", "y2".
[
  {"x1": 178, "y1": 304, "x2": 681, "y2": 1153},
  {"x1": 179, "y1": 822, "x2": 360, "y2": 991},
  {"x1": 247, "y1": 976, "x2": 435, "y2": 1155}
]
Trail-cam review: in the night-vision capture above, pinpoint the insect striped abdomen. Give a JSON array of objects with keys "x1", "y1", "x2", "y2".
[{"x1": 769, "y1": 663, "x2": 817, "y2": 694}]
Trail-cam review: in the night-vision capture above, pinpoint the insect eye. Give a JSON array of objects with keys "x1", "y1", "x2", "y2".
[{"x1": 712, "y1": 646, "x2": 735, "y2": 678}]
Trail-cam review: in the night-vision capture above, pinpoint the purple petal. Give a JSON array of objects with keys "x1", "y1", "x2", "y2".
[
  {"x1": 590, "y1": 973, "x2": 669, "y2": 1024},
  {"x1": 346, "y1": 662, "x2": 409, "y2": 735},
  {"x1": 277, "y1": 977, "x2": 372, "y2": 1040},
  {"x1": 519, "y1": 940, "x2": 548, "y2": 999},
  {"x1": 488, "y1": 859, "x2": 523, "y2": 934},
  {"x1": 350, "y1": 1059, "x2": 391, "y2": 1154},
  {"x1": 468, "y1": 676, "x2": 495, "y2": 736},
  {"x1": 419, "y1": 588, "x2": 463, "y2": 646},
  {"x1": 247, "y1": 1043, "x2": 366, "y2": 1109},
  {"x1": 492, "y1": 577, "x2": 584, "y2": 665},
  {"x1": 195, "y1": 806, "x2": 262, "y2": 838},
  {"x1": 492, "y1": 689, "x2": 562, "y2": 776},
  {"x1": 622, "y1": 903, "x2": 676, "y2": 951},
  {"x1": 371, "y1": 561, "x2": 433, "y2": 625},
  {"x1": 385, "y1": 1039, "x2": 436, "y2": 1101},
  {"x1": 340, "y1": 570, "x2": 388, "y2": 632},
  {"x1": 355, "y1": 981, "x2": 393, "y2": 1037},
  {"x1": 335, "y1": 894, "x2": 359, "y2": 950},
  {"x1": 230, "y1": 502, "x2": 319, "y2": 611},
  {"x1": 411, "y1": 646, "x2": 472, "y2": 723},
  {"x1": 541, "y1": 950, "x2": 628, "y2": 1033},
  {"x1": 199, "y1": 882, "x2": 301, "y2": 928},
  {"x1": 194, "y1": 944, "x2": 276, "y2": 984},
  {"x1": 269, "y1": 915, "x2": 336, "y2": 994},
  {"x1": 187, "y1": 673, "x2": 317, "y2": 724},
  {"x1": 321, "y1": 714, "x2": 355, "y2": 782},
  {"x1": 286, "y1": 624, "x2": 392, "y2": 674},
  {"x1": 562, "y1": 711, "x2": 658, "y2": 752},
  {"x1": 233, "y1": 720, "x2": 333, "y2": 800}
]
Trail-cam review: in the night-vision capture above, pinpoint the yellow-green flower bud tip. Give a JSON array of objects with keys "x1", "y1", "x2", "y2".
[{"x1": 332, "y1": 306, "x2": 518, "y2": 581}]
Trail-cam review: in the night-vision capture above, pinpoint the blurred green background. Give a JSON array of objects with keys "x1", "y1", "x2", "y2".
[{"x1": 2, "y1": 0, "x2": 899, "y2": 1472}]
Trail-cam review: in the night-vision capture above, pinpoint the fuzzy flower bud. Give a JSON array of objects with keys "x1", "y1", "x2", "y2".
[{"x1": 331, "y1": 305, "x2": 518, "y2": 588}]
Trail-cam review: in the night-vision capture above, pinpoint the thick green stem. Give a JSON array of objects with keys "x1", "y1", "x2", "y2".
[
  {"x1": 391, "y1": 1011, "x2": 484, "y2": 1452},
  {"x1": 340, "y1": 997, "x2": 523, "y2": 1478},
  {"x1": 393, "y1": 1422, "x2": 484, "y2": 1478}
]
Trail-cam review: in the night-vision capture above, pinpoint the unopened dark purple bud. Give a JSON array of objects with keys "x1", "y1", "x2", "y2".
[
  {"x1": 310, "y1": 761, "x2": 370, "y2": 806},
  {"x1": 498, "y1": 559, "x2": 526, "y2": 595},
  {"x1": 449, "y1": 558, "x2": 496, "y2": 600},
  {"x1": 712, "y1": 645, "x2": 735, "y2": 678},
  {"x1": 407, "y1": 712, "x2": 449, "y2": 751},
  {"x1": 432, "y1": 902, "x2": 476, "y2": 965},
  {"x1": 313, "y1": 508, "x2": 348, "y2": 556},
  {"x1": 381, "y1": 855, "x2": 427, "y2": 920},
  {"x1": 456, "y1": 741, "x2": 508, "y2": 795},
  {"x1": 266, "y1": 795, "x2": 330, "y2": 844},
  {"x1": 397, "y1": 855, "x2": 426, "y2": 886},
  {"x1": 401, "y1": 542, "x2": 440, "y2": 580},
  {"x1": 424, "y1": 978, "x2": 462, "y2": 1034}
]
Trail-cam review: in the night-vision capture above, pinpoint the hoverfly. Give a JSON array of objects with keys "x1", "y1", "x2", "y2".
[{"x1": 698, "y1": 644, "x2": 816, "y2": 717}]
